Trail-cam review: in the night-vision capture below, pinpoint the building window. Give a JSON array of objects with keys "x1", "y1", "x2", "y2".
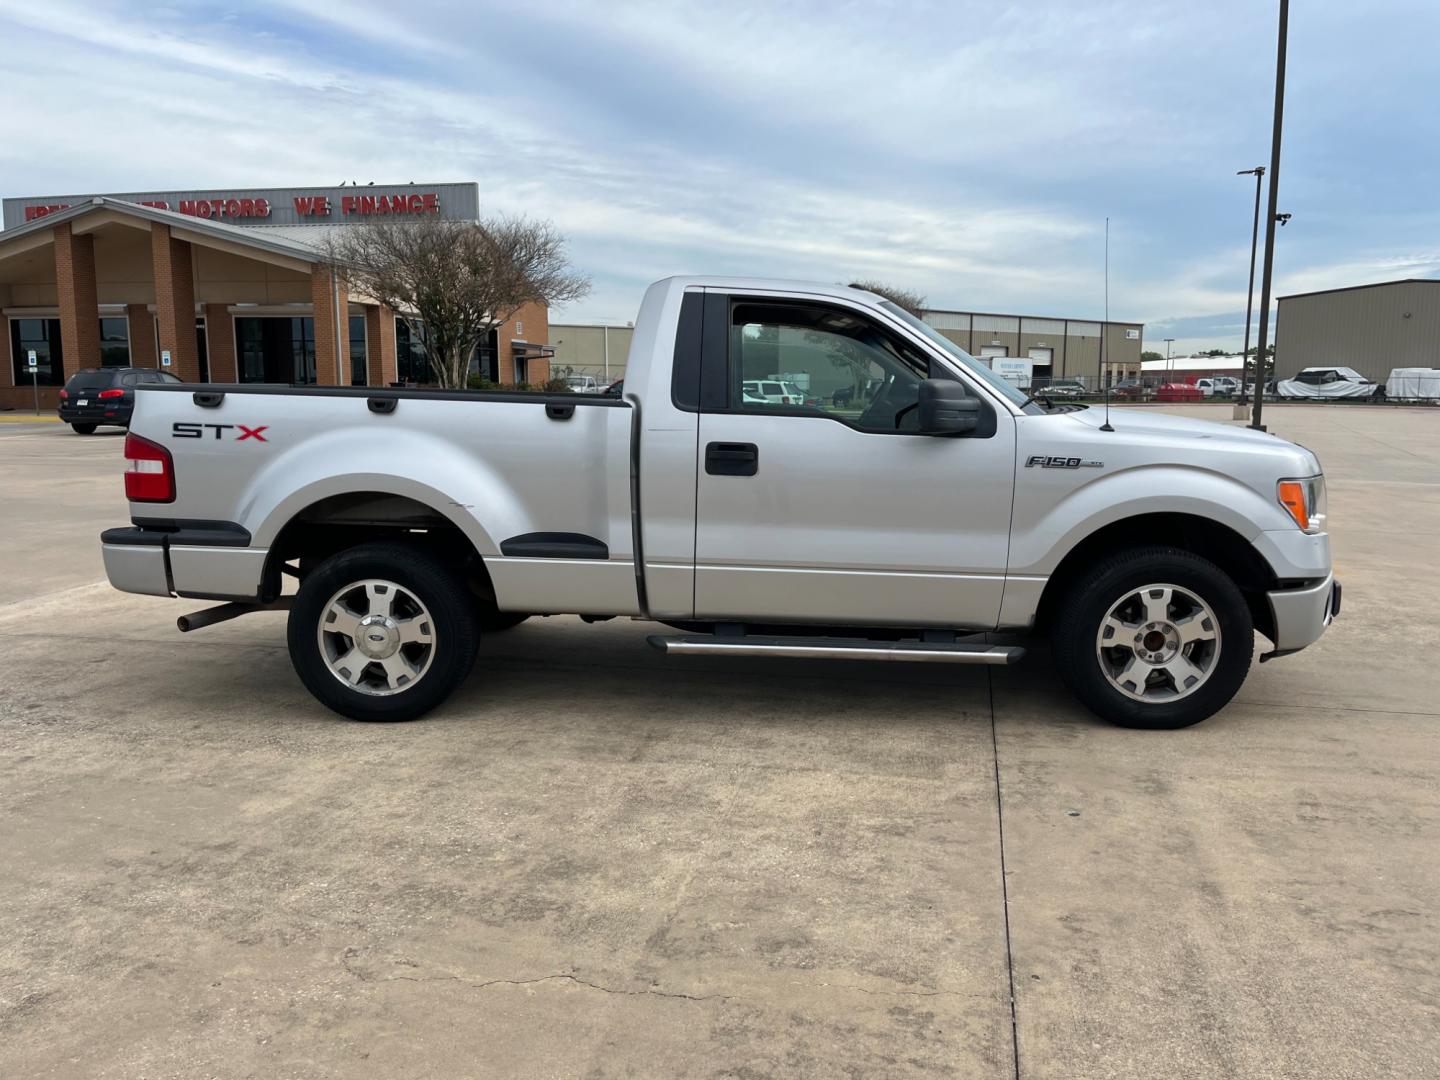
[
  {"x1": 471, "y1": 328, "x2": 499, "y2": 383},
  {"x1": 349, "y1": 315, "x2": 367, "y2": 386},
  {"x1": 10, "y1": 318, "x2": 64, "y2": 386},
  {"x1": 395, "y1": 319, "x2": 432, "y2": 384},
  {"x1": 235, "y1": 316, "x2": 316, "y2": 384},
  {"x1": 99, "y1": 317, "x2": 130, "y2": 367}
]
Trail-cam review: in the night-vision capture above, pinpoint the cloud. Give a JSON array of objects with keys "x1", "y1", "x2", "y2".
[{"x1": 2, "y1": 0, "x2": 1437, "y2": 341}]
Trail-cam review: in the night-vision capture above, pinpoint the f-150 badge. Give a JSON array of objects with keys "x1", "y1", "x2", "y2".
[{"x1": 1025, "y1": 455, "x2": 1103, "y2": 469}]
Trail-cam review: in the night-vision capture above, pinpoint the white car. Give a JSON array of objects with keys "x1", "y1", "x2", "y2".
[
  {"x1": 564, "y1": 375, "x2": 601, "y2": 394},
  {"x1": 1196, "y1": 376, "x2": 1240, "y2": 398},
  {"x1": 1276, "y1": 367, "x2": 1380, "y2": 400},
  {"x1": 742, "y1": 379, "x2": 809, "y2": 406}
]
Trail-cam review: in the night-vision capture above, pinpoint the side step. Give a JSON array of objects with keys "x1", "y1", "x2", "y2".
[{"x1": 647, "y1": 634, "x2": 1024, "y2": 665}]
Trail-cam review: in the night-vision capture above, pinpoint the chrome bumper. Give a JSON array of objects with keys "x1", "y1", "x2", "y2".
[
  {"x1": 1264, "y1": 573, "x2": 1339, "y2": 659},
  {"x1": 102, "y1": 540, "x2": 172, "y2": 597},
  {"x1": 101, "y1": 526, "x2": 267, "y2": 601}
]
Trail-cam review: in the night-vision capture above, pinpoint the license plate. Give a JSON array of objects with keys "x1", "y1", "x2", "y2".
[{"x1": 77, "y1": 399, "x2": 88, "y2": 406}]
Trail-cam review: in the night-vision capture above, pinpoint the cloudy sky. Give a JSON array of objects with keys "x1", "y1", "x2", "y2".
[{"x1": 3, "y1": 0, "x2": 1437, "y2": 352}]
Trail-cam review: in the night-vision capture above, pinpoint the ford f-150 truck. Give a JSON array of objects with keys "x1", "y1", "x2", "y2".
[{"x1": 101, "y1": 278, "x2": 1338, "y2": 728}]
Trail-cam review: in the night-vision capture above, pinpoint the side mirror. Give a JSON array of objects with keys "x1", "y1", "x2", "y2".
[{"x1": 917, "y1": 379, "x2": 980, "y2": 436}]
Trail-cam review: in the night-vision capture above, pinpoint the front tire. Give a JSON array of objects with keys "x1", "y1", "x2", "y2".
[
  {"x1": 71, "y1": 423, "x2": 97, "y2": 435},
  {"x1": 1050, "y1": 546, "x2": 1253, "y2": 729},
  {"x1": 288, "y1": 541, "x2": 478, "y2": 721}
]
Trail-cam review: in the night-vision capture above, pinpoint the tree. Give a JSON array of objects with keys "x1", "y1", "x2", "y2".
[
  {"x1": 325, "y1": 215, "x2": 590, "y2": 389},
  {"x1": 848, "y1": 279, "x2": 926, "y2": 317},
  {"x1": 1140, "y1": 350, "x2": 1164, "y2": 363},
  {"x1": 810, "y1": 280, "x2": 929, "y2": 402}
]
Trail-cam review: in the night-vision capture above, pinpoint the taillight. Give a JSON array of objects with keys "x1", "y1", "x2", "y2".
[
  {"x1": 124, "y1": 433, "x2": 175, "y2": 503},
  {"x1": 98, "y1": 388, "x2": 125, "y2": 399},
  {"x1": 59, "y1": 388, "x2": 69, "y2": 401}
]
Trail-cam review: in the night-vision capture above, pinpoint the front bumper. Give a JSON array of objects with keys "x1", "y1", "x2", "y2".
[{"x1": 1263, "y1": 573, "x2": 1340, "y2": 660}]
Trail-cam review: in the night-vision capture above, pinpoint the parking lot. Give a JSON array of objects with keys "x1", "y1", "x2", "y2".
[{"x1": 1, "y1": 405, "x2": 1437, "y2": 1079}]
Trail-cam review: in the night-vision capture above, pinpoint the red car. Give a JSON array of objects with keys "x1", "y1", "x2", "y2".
[{"x1": 1154, "y1": 382, "x2": 1204, "y2": 402}]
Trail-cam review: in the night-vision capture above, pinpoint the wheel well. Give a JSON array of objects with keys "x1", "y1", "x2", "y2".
[
  {"x1": 261, "y1": 492, "x2": 494, "y2": 604},
  {"x1": 1033, "y1": 513, "x2": 1279, "y2": 641}
]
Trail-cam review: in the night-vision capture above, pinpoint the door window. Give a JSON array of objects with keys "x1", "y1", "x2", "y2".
[{"x1": 730, "y1": 301, "x2": 931, "y2": 432}]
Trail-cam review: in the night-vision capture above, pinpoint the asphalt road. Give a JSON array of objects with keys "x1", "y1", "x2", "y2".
[{"x1": 1, "y1": 405, "x2": 1437, "y2": 1079}]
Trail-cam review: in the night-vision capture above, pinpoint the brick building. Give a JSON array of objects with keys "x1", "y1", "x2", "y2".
[{"x1": 0, "y1": 183, "x2": 553, "y2": 411}]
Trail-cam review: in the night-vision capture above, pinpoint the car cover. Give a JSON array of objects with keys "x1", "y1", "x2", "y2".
[
  {"x1": 1385, "y1": 368, "x2": 1440, "y2": 401},
  {"x1": 1276, "y1": 367, "x2": 1378, "y2": 399}
]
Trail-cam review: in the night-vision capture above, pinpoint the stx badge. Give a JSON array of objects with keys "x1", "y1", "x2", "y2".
[
  {"x1": 173, "y1": 422, "x2": 269, "y2": 442},
  {"x1": 1025, "y1": 455, "x2": 1103, "y2": 469}
]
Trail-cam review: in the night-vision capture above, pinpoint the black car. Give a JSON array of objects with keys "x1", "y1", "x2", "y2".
[{"x1": 58, "y1": 367, "x2": 182, "y2": 434}]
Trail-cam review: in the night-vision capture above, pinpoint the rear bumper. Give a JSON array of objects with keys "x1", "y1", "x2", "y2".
[
  {"x1": 101, "y1": 523, "x2": 267, "y2": 601},
  {"x1": 102, "y1": 533, "x2": 172, "y2": 596},
  {"x1": 59, "y1": 407, "x2": 132, "y2": 425},
  {"x1": 1263, "y1": 573, "x2": 1340, "y2": 659}
]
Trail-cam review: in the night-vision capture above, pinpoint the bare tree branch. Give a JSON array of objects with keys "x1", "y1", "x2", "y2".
[
  {"x1": 847, "y1": 279, "x2": 927, "y2": 316},
  {"x1": 323, "y1": 215, "x2": 590, "y2": 389}
]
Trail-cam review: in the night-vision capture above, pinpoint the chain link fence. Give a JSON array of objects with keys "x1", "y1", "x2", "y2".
[{"x1": 1017, "y1": 371, "x2": 1440, "y2": 405}]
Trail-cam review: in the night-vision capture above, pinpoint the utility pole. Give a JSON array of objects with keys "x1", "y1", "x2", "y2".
[
  {"x1": 1164, "y1": 338, "x2": 1175, "y2": 375},
  {"x1": 1236, "y1": 166, "x2": 1265, "y2": 405},
  {"x1": 1251, "y1": 0, "x2": 1289, "y2": 431}
]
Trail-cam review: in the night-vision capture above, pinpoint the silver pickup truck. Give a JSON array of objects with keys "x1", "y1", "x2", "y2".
[{"x1": 101, "y1": 277, "x2": 1338, "y2": 728}]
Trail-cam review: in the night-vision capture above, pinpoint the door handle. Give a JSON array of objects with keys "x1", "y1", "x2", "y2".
[{"x1": 705, "y1": 441, "x2": 759, "y2": 476}]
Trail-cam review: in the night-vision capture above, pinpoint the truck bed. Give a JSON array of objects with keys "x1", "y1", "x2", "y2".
[{"x1": 124, "y1": 383, "x2": 641, "y2": 614}]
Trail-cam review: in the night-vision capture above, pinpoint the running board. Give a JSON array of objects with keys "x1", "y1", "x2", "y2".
[{"x1": 647, "y1": 635, "x2": 1024, "y2": 665}]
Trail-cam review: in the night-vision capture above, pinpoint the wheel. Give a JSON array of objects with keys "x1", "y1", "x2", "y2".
[
  {"x1": 478, "y1": 609, "x2": 530, "y2": 633},
  {"x1": 1050, "y1": 546, "x2": 1252, "y2": 729},
  {"x1": 287, "y1": 541, "x2": 478, "y2": 721},
  {"x1": 71, "y1": 423, "x2": 97, "y2": 435}
]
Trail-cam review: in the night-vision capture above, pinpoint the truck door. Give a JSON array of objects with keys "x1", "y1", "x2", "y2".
[{"x1": 692, "y1": 292, "x2": 1017, "y2": 628}]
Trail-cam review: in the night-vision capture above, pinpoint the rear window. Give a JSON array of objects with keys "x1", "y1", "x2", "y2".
[{"x1": 65, "y1": 372, "x2": 116, "y2": 392}]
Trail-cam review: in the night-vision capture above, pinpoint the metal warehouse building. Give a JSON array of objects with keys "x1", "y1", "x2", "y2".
[
  {"x1": 554, "y1": 306, "x2": 1144, "y2": 390},
  {"x1": 1275, "y1": 278, "x2": 1440, "y2": 384},
  {"x1": 549, "y1": 322, "x2": 633, "y2": 386},
  {"x1": 920, "y1": 307, "x2": 1144, "y2": 384},
  {"x1": 1, "y1": 183, "x2": 552, "y2": 412}
]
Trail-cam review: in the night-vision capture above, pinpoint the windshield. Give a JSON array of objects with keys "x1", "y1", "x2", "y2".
[{"x1": 878, "y1": 301, "x2": 1041, "y2": 413}]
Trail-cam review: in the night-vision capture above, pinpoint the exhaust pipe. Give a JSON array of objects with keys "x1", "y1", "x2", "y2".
[{"x1": 177, "y1": 598, "x2": 290, "y2": 633}]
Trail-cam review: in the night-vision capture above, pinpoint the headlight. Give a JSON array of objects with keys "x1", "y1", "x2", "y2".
[{"x1": 1277, "y1": 475, "x2": 1327, "y2": 534}]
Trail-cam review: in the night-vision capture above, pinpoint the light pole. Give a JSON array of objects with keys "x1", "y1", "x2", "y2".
[
  {"x1": 1164, "y1": 338, "x2": 1175, "y2": 376},
  {"x1": 1251, "y1": 0, "x2": 1289, "y2": 432},
  {"x1": 1237, "y1": 166, "x2": 1265, "y2": 405}
]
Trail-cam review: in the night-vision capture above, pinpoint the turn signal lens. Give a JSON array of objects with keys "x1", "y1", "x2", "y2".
[
  {"x1": 59, "y1": 389, "x2": 69, "y2": 401},
  {"x1": 123, "y1": 432, "x2": 175, "y2": 503},
  {"x1": 1277, "y1": 476, "x2": 1326, "y2": 534}
]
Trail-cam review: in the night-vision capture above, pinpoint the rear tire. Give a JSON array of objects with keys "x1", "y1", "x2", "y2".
[
  {"x1": 287, "y1": 541, "x2": 478, "y2": 721},
  {"x1": 71, "y1": 423, "x2": 97, "y2": 435},
  {"x1": 1050, "y1": 546, "x2": 1252, "y2": 729}
]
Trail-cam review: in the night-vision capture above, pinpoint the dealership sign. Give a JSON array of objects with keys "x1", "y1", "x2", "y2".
[{"x1": 2, "y1": 182, "x2": 480, "y2": 230}]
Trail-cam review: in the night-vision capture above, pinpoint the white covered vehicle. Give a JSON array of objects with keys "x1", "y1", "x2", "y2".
[
  {"x1": 1385, "y1": 367, "x2": 1440, "y2": 402},
  {"x1": 1276, "y1": 367, "x2": 1380, "y2": 400}
]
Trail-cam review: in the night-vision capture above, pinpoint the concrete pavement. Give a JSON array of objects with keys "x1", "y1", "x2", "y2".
[{"x1": 0, "y1": 405, "x2": 1436, "y2": 1078}]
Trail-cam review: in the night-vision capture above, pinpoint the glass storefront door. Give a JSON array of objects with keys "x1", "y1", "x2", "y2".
[{"x1": 236, "y1": 317, "x2": 316, "y2": 384}]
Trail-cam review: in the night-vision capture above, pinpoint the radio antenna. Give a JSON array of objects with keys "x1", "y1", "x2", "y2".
[{"x1": 1099, "y1": 215, "x2": 1115, "y2": 431}]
